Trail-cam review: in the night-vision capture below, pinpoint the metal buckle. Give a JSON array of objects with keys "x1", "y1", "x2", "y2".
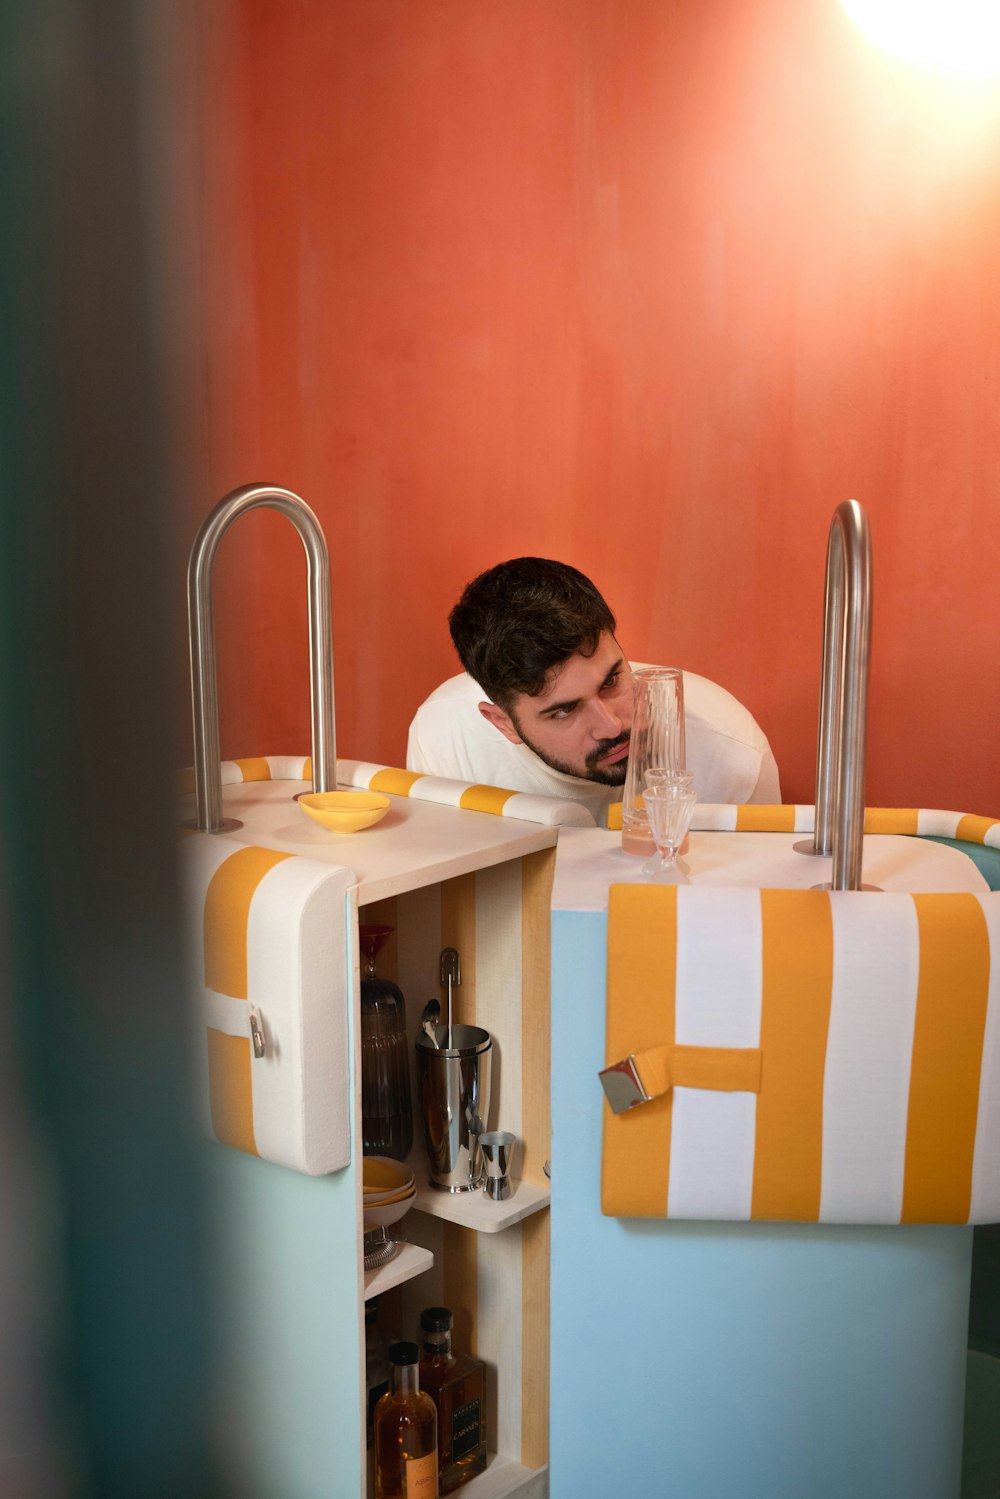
[
  {"x1": 598, "y1": 1054, "x2": 652, "y2": 1114},
  {"x1": 248, "y1": 1006, "x2": 266, "y2": 1059}
]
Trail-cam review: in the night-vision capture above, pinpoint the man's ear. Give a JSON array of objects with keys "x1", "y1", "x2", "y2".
[{"x1": 478, "y1": 701, "x2": 523, "y2": 746}]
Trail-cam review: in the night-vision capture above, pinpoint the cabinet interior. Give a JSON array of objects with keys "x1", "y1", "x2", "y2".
[{"x1": 362, "y1": 845, "x2": 554, "y2": 1482}]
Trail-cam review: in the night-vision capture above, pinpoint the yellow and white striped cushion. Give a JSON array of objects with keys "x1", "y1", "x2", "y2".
[
  {"x1": 607, "y1": 801, "x2": 1000, "y2": 845},
  {"x1": 336, "y1": 758, "x2": 596, "y2": 827},
  {"x1": 178, "y1": 754, "x2": 314, "y2": 798},
  {"x1": 180, "y1": 832, "x2": 354, "y2": 1175},
  {"x1": 179, "y1": 755, "x2": 596, "y2": 828},
  {"x1": 603, "y1": 883, "x2": 1000, "y2": 1225}
]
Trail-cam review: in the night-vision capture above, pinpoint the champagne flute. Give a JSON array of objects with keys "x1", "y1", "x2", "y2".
[{"x1": 641, "y1": 774, "x2": 698, "y2": 883}]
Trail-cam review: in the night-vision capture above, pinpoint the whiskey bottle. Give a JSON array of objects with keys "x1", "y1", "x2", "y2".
[
  {"x1": 373, "y1": 1342, "x2": 439, "y2": 1498},
  {"x1": 419, "y1": 1307, "x2": 487, "y2": 1493}
]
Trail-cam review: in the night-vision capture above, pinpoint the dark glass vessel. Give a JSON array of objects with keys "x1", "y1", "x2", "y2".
[{"x1": 360, "y1": 924, "x2": 413, "y2": 1161}]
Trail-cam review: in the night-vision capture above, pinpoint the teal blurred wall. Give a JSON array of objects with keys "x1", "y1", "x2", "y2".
[{"x1": 0, "y1": 4, "x2": 222, "y2": 1494}]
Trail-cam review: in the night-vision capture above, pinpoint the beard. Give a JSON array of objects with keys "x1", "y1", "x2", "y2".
[{"x1": 511, "y1": 719, "x2": 631, "y2": 787}]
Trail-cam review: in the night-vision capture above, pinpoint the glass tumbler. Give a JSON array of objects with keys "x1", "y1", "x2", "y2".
[{"x1": 621, "y1": 667, "x2": 687, "y2": 854}]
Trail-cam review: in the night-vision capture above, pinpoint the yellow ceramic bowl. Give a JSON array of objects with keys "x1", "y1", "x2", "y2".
[
  {"x1": 363, "y1": 1182, "x2": 417, "y2": 1207},
  {"x1": 297, "y1": 790, "x2": 390, "y2": 834},
  {"x1": 362, "y1": 1156, "x2": 415, "y2": 1194}
]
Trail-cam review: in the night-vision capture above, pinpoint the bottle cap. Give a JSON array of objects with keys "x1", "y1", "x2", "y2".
[
  {"x1": 388, "y1": 1341, "x2": 419, "y2": 1366},
  {"x1": 420, "y1": 1307, "x2": 453, "y2": 1333}
]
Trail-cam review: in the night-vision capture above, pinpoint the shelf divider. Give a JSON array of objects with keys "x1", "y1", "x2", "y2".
[
  {"x1": 407, "y1": 1154, "x2": 550, "y2": 1234},
  {"x1": 364, "y1": 1239, "x2": 433, "y2": 1300}
]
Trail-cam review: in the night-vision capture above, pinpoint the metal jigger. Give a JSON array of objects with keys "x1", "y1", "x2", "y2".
[{"x1": 480, "y1": 1131, "x2": 517, "y2": 1201}]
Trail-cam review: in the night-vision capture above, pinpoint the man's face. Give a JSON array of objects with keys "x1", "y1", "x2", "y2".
[{"x1": 478, "y1": 633, "x2": 633, "y2": 785}]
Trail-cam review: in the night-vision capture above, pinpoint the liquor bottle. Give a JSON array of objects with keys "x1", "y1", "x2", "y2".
[
  {"x1": 373, "y1": 1342, "x2": 439, "y2": 1499},
  {"x1": 418, "y1": 1307, "x2": 487, "y2": 1492}
]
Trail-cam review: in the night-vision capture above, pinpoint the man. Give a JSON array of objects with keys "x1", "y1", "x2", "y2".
[{"x1": 406, "y1": 557, "x2": 780, "y2": 821}]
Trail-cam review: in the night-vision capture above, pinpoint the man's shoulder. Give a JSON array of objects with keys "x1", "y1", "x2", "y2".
[
  {"x1": 680, "y1": 670, "x2": 771, "y2": 751},
  {"x1": 417, "y1": 672, "x2": 484, "y2": 708},
  {"x1": 630, "y1": 664, "x2": 778, "y2": 802},
  {"x1": 406, "y1": 672, "x2": 517, "y2": 784}
]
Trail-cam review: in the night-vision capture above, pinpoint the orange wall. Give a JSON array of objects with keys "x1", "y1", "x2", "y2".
[{"x1": 184, "y1": 0, "x2": 1000, "y2": 813}]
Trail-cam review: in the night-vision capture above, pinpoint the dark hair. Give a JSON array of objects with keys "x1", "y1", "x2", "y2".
[{"x1": 448, "y1": 557, "x2": 616, "y2": 709}]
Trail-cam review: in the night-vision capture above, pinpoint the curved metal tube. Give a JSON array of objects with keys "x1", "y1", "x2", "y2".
[
  {"x1": 812, "y1": 499, "x2": 873, "y2": 890},
  {"x1": 187, "y1": 484, "x2": 336, "y2": 832}
]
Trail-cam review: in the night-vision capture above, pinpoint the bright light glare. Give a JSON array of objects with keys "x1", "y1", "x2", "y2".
[{"x1": 840, "y1": 0, "x2": 1000, "y2": 73}]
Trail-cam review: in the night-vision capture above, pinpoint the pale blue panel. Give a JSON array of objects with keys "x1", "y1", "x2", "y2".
[
  {"x1": 203, "y1": 895, "x2": 361, "y2": 1499},
  {"x1": 550, "y1": 910, "x2": 970, "y2": 1499}
]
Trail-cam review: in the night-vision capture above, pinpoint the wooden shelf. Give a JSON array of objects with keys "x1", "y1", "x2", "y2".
[
  {"x1": 367, "y1": 1451, "x2": 546, "y2": 1499},
  {"x1": 464, "y1": 1454, "x2": 548, "y2": 1499},
  {"x1": 363, "y1": 1240, "x2": 433, "y2": 1300},
  {"x1": 192, "y1": 777, "x2": 557, "y2": 907},
  {"x1": 408, "y1": 1154, "x2": 550, "y2": 1234}
]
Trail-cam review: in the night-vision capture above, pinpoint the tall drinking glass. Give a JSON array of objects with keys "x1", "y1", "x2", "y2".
[{"x1": 621, "y1": 668, "x2": 686, "y2": 854}]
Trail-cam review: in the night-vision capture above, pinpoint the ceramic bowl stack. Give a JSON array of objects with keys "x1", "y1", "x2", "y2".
[{"x1": 363, "y1": 1155, "x2": 416, "y2": 1229}]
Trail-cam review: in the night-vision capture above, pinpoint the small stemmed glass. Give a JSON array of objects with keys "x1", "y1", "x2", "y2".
[{"x1": 641, "y1": 769, "x2": 697, "y2": 883}]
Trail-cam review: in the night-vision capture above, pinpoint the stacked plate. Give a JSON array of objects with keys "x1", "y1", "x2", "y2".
[{"x1": 363, "y1": 1155, "x2": 416, "y2": 1229}]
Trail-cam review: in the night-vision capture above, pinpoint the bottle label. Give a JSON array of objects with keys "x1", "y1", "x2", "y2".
[
  {"x1": 452, "y1": 1397, "x2": 481, "y2": 1460},
  {"x1": 404, "y1": 1449, "x2": 438, "y2": 1496}
]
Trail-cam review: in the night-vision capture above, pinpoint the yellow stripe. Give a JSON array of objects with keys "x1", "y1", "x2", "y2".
[
  {"x1": 901, "y1": 894, "x2": 991, "y2": 1224},
  {"x1": 864, "y1": 807, "x2": 919, "y2": 835},
  {"x1": 204, "y1": 845, "x2": 292, "y2": 999},
  {"x1": 956, "y1": 814, "x2": 999, "y2": 846},
  {"x1": 460, "y1": 784, "x2": 517, "y2": 816},
  {"x1": 206, "y1": 1029, "x2": 258, "y2": 1155},
  {"x1": 370, "y1": 767, "x2": 423, "y2": 797},
  {"x1": 232, "y1": 757, "x2": 271, "y2": 782},
  {"x1": 302, "y1": 756, "x2": 312, "y2": 781},
  {"x1": 735, "y1": 804, "x2": 796, "y2": 833},
  {"x1": 602, "y1": 884, "x2": 677, "y2": 1217},
  {"x1": 394, "y1": 798, "x2": 993, "y2": 840},
  {"x1": 751, "y1": 890, "x2": 833, "y2": 1222},
  {"x1": 635, "y1": 1043, "x2": 762, "y2": 1097}
]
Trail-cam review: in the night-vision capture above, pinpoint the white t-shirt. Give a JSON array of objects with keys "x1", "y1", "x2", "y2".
[{"x1": 406, "y1": 667, "x2": 781, "y2": 820}]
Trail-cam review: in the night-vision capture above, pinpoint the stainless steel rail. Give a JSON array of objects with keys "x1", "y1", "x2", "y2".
[
  {"x1": 811, "y1": 498, "x2": 873, "y2": 890},
  {"x1": 187, "y1": 484, "x2": 336, "y2": 832}
]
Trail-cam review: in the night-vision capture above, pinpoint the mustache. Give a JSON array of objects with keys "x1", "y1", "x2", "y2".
[{"x1": 584, "y1": 731, "x2": 630, "y2": 771}]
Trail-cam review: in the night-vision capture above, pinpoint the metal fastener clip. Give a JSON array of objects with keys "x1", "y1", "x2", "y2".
[
  {"x1": 249, "y1": 1006, "x2": 266, "y2": 1059},
  {"x1": 598, "y1": 1054, "x2": 652, "y2": 1114}
]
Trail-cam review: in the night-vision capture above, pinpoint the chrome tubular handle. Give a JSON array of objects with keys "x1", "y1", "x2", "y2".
[
  {"x1": 813, "y1": 499, "x2": 873, "y2": 890},
  {"x1": 187, "y1": 484, "x2": 336, "y2": 832}
]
